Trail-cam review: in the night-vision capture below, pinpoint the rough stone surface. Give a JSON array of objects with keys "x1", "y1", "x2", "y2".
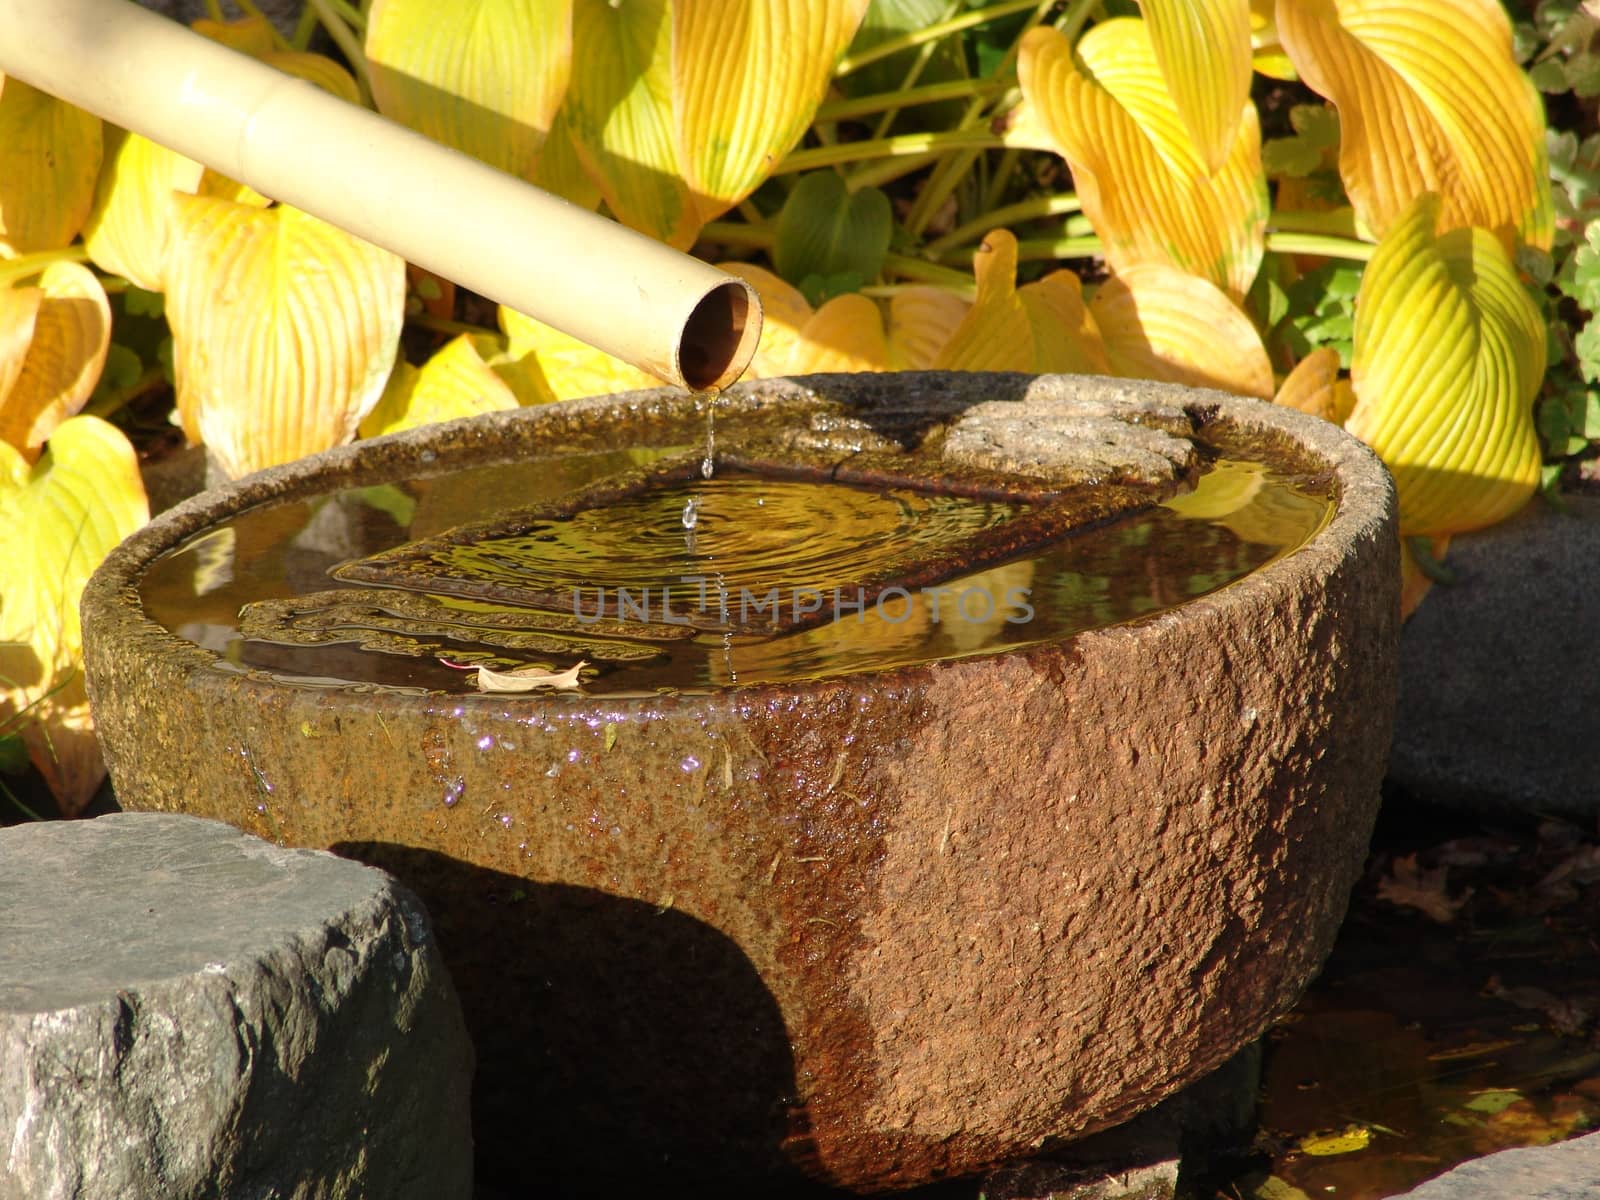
[
  {"x1": 1389, "y1": 493, "x2": 1600, "y2": 817},
  {"x1": 942, "y1": 397, "x2": 1199, "y2": 488},
  {"x1": 83, "y1": 372, "x2": 1399, "y2": 1192},
  {"x1": 0, "y1": 813, "x2": 473, "y2": 1200},
  {"x1": 1392, "y1": 1129, "x2": 1600, "y2": 1199}
]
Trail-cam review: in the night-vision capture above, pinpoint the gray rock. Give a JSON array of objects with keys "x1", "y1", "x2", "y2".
[
  {"x1": 1389, "y1": 493, "x2": 1600, "y2": 818},
  {"x1": 943, "y1": 397, "x2": 1199, "y2": 489},
  {"x1": 1392, "y1": 1129, "x2": 1600, "y2": 1199},
  {"x1": 0, "y1": 813, "x2": 473, "y2": 1200}
]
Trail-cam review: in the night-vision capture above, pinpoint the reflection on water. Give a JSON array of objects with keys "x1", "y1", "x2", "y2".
[{"x1": 139, "y1": 451, "x2": 1333, "y2": 696}]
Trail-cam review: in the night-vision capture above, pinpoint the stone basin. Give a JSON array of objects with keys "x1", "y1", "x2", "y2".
[{"x1": 81, "y1": 372, "x2": 1399, "y2": 1194}]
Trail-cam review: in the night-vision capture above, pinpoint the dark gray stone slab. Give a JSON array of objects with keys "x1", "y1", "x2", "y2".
[
  {"x1": 1388, "y1": 493, "x2": 1600, "y2": 818},
  {"x1": 0, "y1": 813, "x2": 473, "y2": 1199},
  {"x1": 1393, "y1": 1129, "x2": 1600, "y2": 1199}
]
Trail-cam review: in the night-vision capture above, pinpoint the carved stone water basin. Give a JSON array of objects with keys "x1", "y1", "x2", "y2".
[{"x1": 82, "y1": 372, "x2": 1399, "y2": 1193}]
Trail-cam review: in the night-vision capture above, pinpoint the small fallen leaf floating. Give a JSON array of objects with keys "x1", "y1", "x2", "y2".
[
  {"x1": 1376, "y1": 852, "x2": 1472, "y2": 923},
  {"x1": 476, "y1": 660, "x2": 588, "y2": 694},
  {"x1": 604, "y1": 721, "x2": 618, "y2": 751},
  {"x1": 1298, "y1": 1123, "x2": 1372, "y2": 1156}
]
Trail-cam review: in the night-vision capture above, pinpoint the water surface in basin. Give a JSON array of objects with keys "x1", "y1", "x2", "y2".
[{"x1": 138, "y1": 448, "x2": 1333, "y2": 696}]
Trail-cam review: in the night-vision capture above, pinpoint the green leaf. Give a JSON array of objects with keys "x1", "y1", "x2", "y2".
[
  {"x1": 1262, "y1": 104, "x2": 1341, "y2": 179},
  {"x1": 0, "y1": 734, "x2": 29, "y2": 775},
  {"x1": 1575, "y1": 315, "x2": 1600, "y2": 382},
  {"x1": 123, "y1": 285, "x2": 164, "y2": 319},
  {"x1": 798, "y1": 271, "x2": 867, "y2": 308},
  {"x1": 774, "y1": 171, "x2": 893, "y2": 288},
  {"x1": 1464, "y1": 1088, "x2": 1524, "y2": 1115},
  {"x1": 839, "y1": 0, "x2": 970, "y2": 127},
  {"x1": 1558, "y1": 221, "x2": 1600, "y2": 307}
]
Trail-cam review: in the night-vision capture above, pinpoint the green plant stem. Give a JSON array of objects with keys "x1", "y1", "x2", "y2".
[
  {"x1": 407, "y1": 312, "x2": 499, "y2": 339},
  {"x1": 291, "y1": 2, "x2": 321, "y2": 50},
  {"x1": 924, "y1": 192, "x2": 1081, "y2": 256},
  {"x1": 835, "y1": 0, "x2": 1042, "y2": 77},
  {"x1": 1265, "y1": 232, "x2": 1375, "y2": 261},
  {"x1": 204, "y1": 0, "x2": 223, "y2": 19},
  {"x1": 231, "y1": 0, "x2": 294, "y2": 50},
  {"x1": 816, "y1": 78, "x2": 1006, "y2": 124},
  {"x1": 0, "y1": 245, "x2": 89, "y2": 289},
  {"x1": 883, "y1": 254, "x2": 978, "y2": 292},
  {"x1": 903, "y1": 0, "x2": 1070, "y2": 237},
  {"x1": 776, "y1": 130, "x2": 1004, "y2": 175},
  {"x1": 846, "y1": 152, "x2": 945, "y2": 192},
  {"x1": 871, "y1": 0, "x2": 960, "y2": 141},
  {"x1": 305, "y1": 0, "x2": 373, "y2": 106},
  {"x1": 698, "y1": 222, "x2": 774, "y2": 251},
  {"x1": 83, "y1": 365, "x2": 168, "y2": 422},
  {"x1": 1269, "y1": 208, "x2": 1361, "y2": 237},
  {"x1": 980, "y1": 235, "x2": 1103, "y2": 262}
]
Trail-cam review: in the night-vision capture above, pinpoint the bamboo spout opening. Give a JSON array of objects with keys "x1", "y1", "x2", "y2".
[{"x1": 681, "y1": 280, "x2": 760, "y2": 392}]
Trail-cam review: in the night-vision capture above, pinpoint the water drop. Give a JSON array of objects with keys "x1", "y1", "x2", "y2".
[
  {"x1": 545, "y1": 764, "x2": 561, "y2": 777},
  {"x1": 499, "y1": 813, "x2": 513, "y2": 829},
  {"x1": 681, "y1": 755, "x2": 701, "y2": 773},
  {"x1": 476, "y1": 734, "x2": 495, "y2": 751},
  {"x1": 681, "y1": 496, "x2": 701, "y2": 530},
  {"x1": 442, "y1": 777, "x2": 465, "y2": 807}
]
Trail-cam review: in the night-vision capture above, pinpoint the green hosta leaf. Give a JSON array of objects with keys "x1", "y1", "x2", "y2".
[
  {"x1": 1262, "y1": 104, "x2": 1340, "y2": 179},
  {"x1": 798, "y1": 271, "x2": 867, "y2": 308},
  {"x1": 839, "y1": 0, "x2": 969, "y2": 127},
  {"x1": 1558, "y1": 221, "x2": 1600, "y2": 307},
  {"x1": 124, "y1": 286, "x2": 164, "y2": 320},
  {"x1": 774, "y1": 171, "x2": 893, "y2": 289},
  {"x1": 1574, "y1": 314, "x2": 1600, "y2": 381}
]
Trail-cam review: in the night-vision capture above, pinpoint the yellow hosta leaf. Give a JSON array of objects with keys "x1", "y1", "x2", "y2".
[
  {"x1": 366, "y1": 0, "x2": 573, "y2": 180},
  {"x1": 888, "y1": 287, "x2": 971, "y2": 371},
  {"x1": 530, "y1": 109, "x2": 603, "y2": 212},
  {"x1": 1090, "y1": 263, "x2": 1273, "y2": 398},
  {"x1": 1138, "y1": 0, "x2": 1253, "y2": 173},
  {"x1": 564, "y1": 0, "x2": 697, "y2": 248},
  {"x1": 719, "y1": 265, "x2": 965, "y2": 377},
  {"x1": 0, "y1": 75, "x2": 102, "y2": 256},
  {"x1": 786, "y1": 293, "x2": 890, "y2": 375},
  {"x1": 167, "y1": 196, "x2": 406, "y2": 479},
  {"x1": 1017, "y1": 21, "x2": 1267, "y2": 300},
  {"x1": 191, "y1": 15, "x2": 277, "y2": 56},
  {"x1": 499, "y1": 305, "x2": 659, "y2": 403},
  {"x1": 1275, "y1": 346, "x2": 1355, "y2": 424},
  {"x1": 1276, "y1": 0, "x2": 1552, "y2": 249},
  {"x1": 0, "y1": 416, "x2": 149, "y2": 814},
  {"x1": 84, "y1": 29, "x2": 353, "y2": 288},
  {"x1": 1347, "y1": 193, "x2": 1545, "y2": 536},
  {"x1": 361, "y1": 335, "x2": 518, "y2": 438},
  {"x1": 83, "y1": 127, "x2": 208, "y2": 291},
  {"x1": 936, "y1": 230, "x2": 1111, "y2": 374},
  {"x1": 0, "y1": 263, "x2": 111, "y2": 454},
  {"x1": 1250, "y1": 0, "x2": 1297, "y2": 80},
  {"x1": 673, "y1": 0, "x2": 870, "y2": 233},
  {"x1": 261, "y1": 51, "x2": 362, "y2": 107},
  {"x1": 717, "y1": 263, "x2": 815, "y2": 379},
  {"x1": 1299, "y1": 1124, "x2": 1373, "y2": 1156},
  {"x1": 0, "y1": 287, "x2": 42, "y2": 410}
]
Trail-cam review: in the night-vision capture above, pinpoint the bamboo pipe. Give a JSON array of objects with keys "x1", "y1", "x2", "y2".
[{"x1": 0, "y1": 0, "x2": 762, "y2": 392}]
